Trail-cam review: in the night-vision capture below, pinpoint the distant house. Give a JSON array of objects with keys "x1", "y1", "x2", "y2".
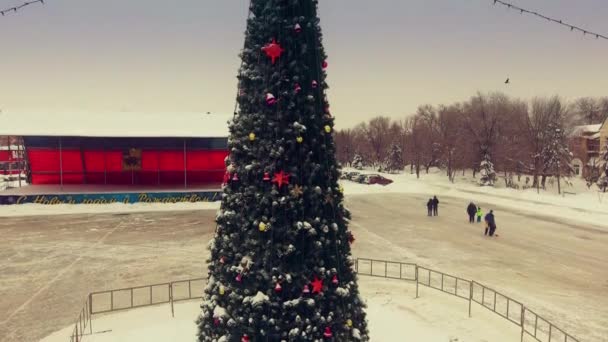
[
  {"x1": 569, "y1": 124, "x2": 601, "y2": 179},
  {"x1": 569, "y1": 121, "x2": 605, "y2": 179}
]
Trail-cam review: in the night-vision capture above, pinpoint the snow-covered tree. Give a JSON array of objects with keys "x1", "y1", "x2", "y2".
[
  {"x1": 598, "y1": 141, "x2": 608, "y2": 192},
  {"x1": 384, "y1": 144, "x2": 404, "y2": 173},
  {"x1": 352, "y1": 154, "x2": 364, "y2": 170},
  {"x1": 542, "y1": 125, "x2": 572, "y2": 194},
  {"x1": 479, "y1": 152, "x2": 496, "y2": 186},
  {"x1": 197, "y1": 1, "x2": 369, "y2": 341}
]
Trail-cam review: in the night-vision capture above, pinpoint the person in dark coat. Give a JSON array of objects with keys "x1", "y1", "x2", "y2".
[
  {"x1": 432, "y1": 196, "x2": 439, "y2": 216},
  {"x1": 426, "y1": 198, "x2": 433, "y2": 216},
  {"x1": 484, "y1": 210, "x2": 497, "y2": 236},
  {"x1": 467, "y1": 202, "x2": 477, "y2": 223}
]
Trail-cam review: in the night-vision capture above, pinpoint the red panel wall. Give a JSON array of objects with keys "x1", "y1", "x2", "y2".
[{"x1": 27, "y1": 148, "x2": 228, "y2": 185}]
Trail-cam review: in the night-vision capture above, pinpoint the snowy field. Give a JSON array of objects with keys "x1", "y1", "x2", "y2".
[
  {"x1": 40, "y1": 278, "x2": 522, "y2": 342},
  {"x1": 1, "y1": 188, "x2": 606, "y2": 341}
]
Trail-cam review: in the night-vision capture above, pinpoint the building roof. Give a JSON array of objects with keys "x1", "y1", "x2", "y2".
[
  {"x1": 0, "y1": 111, "x2": 231, "y2": 138},
  {"x1": 570, "y1": 124, "x2": 602, "y2": 138}
]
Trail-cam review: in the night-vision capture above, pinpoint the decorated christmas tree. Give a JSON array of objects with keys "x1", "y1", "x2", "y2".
[{"x1": 197, "y1": 1, "x2": 369, "y2": 341}]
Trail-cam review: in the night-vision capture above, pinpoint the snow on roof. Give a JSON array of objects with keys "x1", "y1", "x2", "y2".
[
  {"x1": 570, "y1": 124, "x2": 602, "y2": 138},
  {"x1": 0, "y1": 145, "x2": 23, "y2": 151},
  {"x1": 0, "y1": 111, "x2": 231, "y2": 138}
]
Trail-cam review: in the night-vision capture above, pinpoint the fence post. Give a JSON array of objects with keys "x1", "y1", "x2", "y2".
[
  {"x1": 88, "y1": 293, "x2": 93, "y2": 334},
  {"x1": 468, "y1": 281, "x2": 473, "y2": 318},
  {"x1": 520, "y1": 306, "x2": 525, "y2": 342},
  {"x1": 170, "y1": 283, "x2": 175, "y2": 318},
  {"x1": 415, "y1": 265, "x2": 419, "y2": 299}
]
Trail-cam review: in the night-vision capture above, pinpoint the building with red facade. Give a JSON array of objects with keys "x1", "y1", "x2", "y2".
[{"x1": 0, "y1": 112, "x2": 230, "y2": 204}]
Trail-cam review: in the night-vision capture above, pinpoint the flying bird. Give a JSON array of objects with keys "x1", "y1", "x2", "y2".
[{"x1": 505, "y1": 78, "x2": 510, "y2": 84}]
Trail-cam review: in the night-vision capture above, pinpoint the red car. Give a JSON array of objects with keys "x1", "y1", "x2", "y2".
[{"x1": 365, "y1": 174, "x2": 393, "y2": 186}]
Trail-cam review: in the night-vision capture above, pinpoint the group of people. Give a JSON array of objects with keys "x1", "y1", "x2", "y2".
[
  {"x1": 424, "y1": 195, "x2": 498, "y2": 237},
  {"x1": 467, "y1": 202, "x2": 498, "y2": 237},
  {"x1": 426, "y1": 196, "x2": 439, "y2": 216}
]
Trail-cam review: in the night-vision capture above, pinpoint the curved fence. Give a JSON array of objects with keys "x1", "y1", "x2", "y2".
[{"x1": 68, "y1": 258, "x2": 581, "y2": 342}]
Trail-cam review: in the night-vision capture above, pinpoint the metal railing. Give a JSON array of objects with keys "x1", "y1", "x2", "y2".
[
  {"x1": 353, "y1": 258, "x2": 581, "y2": 342},
  {"x1": 89, "y1": 277, "x2": 205, "y2": 316},
  {"x1": 69, "y1": 259, "x2": 582, "y2": 342},
  {"x1": 69, "y1": 296, "x2": 92, "y2": 342}
]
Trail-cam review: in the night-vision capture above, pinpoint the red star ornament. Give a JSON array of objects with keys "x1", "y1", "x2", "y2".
[
  {"x1": 311, "y1": 276, "x2": 323, "y2": 294},
  {"x1": 272, "y1": 171, "x2": 290, "y2": 188},
  {"x1": 261, "y1": 39, "x2": 284, "y2": 64},
  {"x1": 347, "y1": 231, "x2": 355, "y2": 245}
]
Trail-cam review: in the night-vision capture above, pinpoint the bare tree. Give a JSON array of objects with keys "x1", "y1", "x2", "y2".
[
  {"x1": 463, "y1": 93, "x2": 507, "y2": 177},
  {"x1": 365, "y1": 116, "x2": 392, "y2": 166},
  {"x1": 572, "y1": 97, "x2": 602, "y2": 125}
]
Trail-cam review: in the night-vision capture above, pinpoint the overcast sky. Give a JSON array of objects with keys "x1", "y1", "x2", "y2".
[{"x1": 1, "y1": 0, "x2": 607, "y2": 128}]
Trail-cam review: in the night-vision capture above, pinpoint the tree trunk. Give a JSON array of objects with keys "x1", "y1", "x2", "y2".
[
  {"x1": 541, "y1": 174, "x2": 547, "y2": 189},
  {"x1": 557, "y1": 163, "x2": 561, "y2": 195}
]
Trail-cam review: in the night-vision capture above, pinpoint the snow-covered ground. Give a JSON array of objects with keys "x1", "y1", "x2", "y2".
[
  {"x1": 41, "y1": 278, "x2": 519, "y2": 342},
  {"x1": 1, "y1": 197, "x2": 603, "y2": 341},
  {"x1": 343, "y1": 167, "x2": 608, "y2": 229},
  {"x1": 3, "y1": 167, "x2": 607, "y2": 230}
]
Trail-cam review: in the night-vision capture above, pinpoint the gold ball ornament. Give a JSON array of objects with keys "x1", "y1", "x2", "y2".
[
  {"x1": 219, "y1": 285, "x2": 225, "y2": 295},
  {"x1": 259, "y1": 222, "x2": 268, "y2": 232},
  {"x1": 296, "y1": 136, "x2": 303, "y2": 143},
  {"x1": 249, "y1": 132, "x2": 256, "y2": 141},
  {"x1": 346, "y1": 319, "x2": 353, "y2": 327},
  {"x1": 324, "y1": 125, "x2": 332, "y2": 133}
]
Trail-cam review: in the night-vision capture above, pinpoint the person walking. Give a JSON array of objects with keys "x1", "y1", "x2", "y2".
[
  {"x1": 432, "y1": 196, "x2": 439, "y2": 216},
  {"x1": 426, "y1": 198, "x2": 433, "y2": 217},
  {"x1": 484, "y1": 210, "x2": 497, "y2": 236},
  {"x1": 467, "y1": 202, "x2": 477, "y2": 223},
  {"x1": 476, "y1": 206, "x2": 483, "y2": 223}
]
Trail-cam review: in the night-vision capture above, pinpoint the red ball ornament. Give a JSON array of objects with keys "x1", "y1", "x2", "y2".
[
  {"x1": 219, "y1": 256, "x2": 226, "y2": 264},
  {"x1": 274, "y1": 282, "x2": 282, "y2": 292},
  {"x1": 266, "y1": 93, "x2": 277, "y2": 106},
  {"x1": 302, "y1": 284, "x2": 311, "y2": 294},
  {"x1": 294, "y1": 83, "x2": 302, "y2": 93},
  {"x1": 332, "y1": 275, "x2": 339, "y2": 285},
  {"x1": 241, "y1": 335, "x2": 250, "y2": 342},
  {"x1": 261, "y1": 38, "x2": 284, "y2": 64},
  {"x1": 322, "y1": 60, "x2": 328, "y2": 69},
  {"x1": 294, "y1": 23, "x2": 302, "y2": 33},
  {"x1": 232, "y1": 173, "x2": 239, "y2": 182},
  {"x1": 263, "y1": 172, "x2": 271, "y2": 181},
  {"x1": 236, "y1": 273, "x2": 243, "y2": 282},
  {"x1": 323, "y1": 327, "x2": 333, "y2": 338},
  {"x1": 213, "y1": 318, "x2": 220, "y2": 326},
  {"x1": 312, "y1": 80, "x2": 318, "y2": 88}
]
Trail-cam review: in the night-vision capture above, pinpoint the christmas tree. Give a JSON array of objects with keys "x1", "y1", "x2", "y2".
[
  {"x1": 479, "y1": 152, "x2": 496, "y2": 186},
  {"x1": 197, "y1": 1, "x2": 369, "y2": 341},
  {"x1": 351, "y1": 154, "x2": 364, "y2": 170},
  {"x1": 384, "y1": 145, "x2": 404, "y2": 173}
]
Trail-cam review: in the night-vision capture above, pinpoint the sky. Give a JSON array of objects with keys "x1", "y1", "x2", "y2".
[{"x1": 0, "y1": 0, "x2": 607, "y2": 128}]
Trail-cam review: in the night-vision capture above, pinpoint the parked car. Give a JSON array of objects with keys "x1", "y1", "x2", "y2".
[
  {"x1": 366, "y1": 174, "x2": 393, "y2": 186},
  {"x1": 347, "y1": 172, "x2": 361, "y2": 181},
  {"x1": 354, "y1": 174, "x2": 367, "y2": 183}
]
